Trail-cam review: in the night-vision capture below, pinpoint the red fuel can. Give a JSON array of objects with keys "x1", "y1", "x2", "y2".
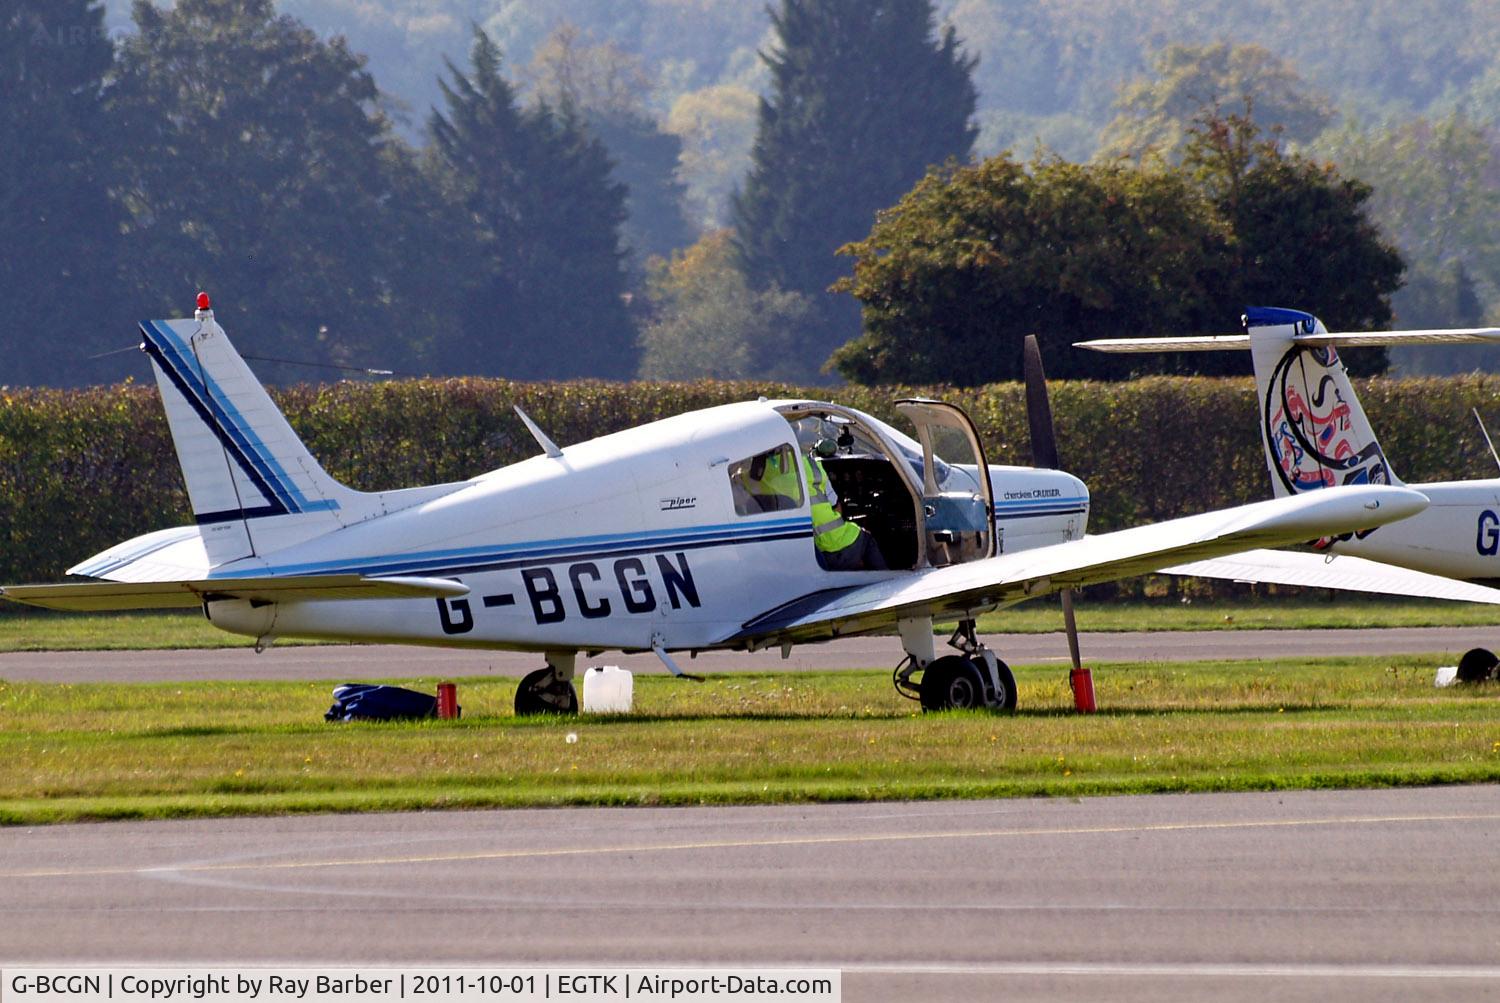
[{"x1": 436, "y1": 681, "x2": 459, "y2": 719}]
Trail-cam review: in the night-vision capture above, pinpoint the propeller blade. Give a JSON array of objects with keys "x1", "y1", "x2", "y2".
[
  {"x1": 1023, "y1": 334, "x2": 1059, "y2": 469},
  {"x1": 1023, "y1": 335, "x2": 1084, "y2": 674}
]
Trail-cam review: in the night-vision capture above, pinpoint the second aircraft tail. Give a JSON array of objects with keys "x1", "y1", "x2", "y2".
[
  {"x1": 1076, "y1": 307, "x2": 1500, "y2": 501},
  {"x1": 1244, "y1": 307, "x2": 1398, "y2": 496}
]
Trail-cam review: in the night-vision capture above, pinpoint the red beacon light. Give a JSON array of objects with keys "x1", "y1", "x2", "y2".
[{"x1": 196, "y1": 292, "x2": 212, "y2": 311}]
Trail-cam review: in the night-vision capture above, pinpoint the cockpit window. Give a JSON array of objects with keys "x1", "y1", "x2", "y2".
[{"x1": 728, "y1": 444, "x2": 804, "y2": 516}]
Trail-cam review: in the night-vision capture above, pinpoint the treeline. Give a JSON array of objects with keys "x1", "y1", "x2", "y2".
[
  {"x1": 7, "y1": 0, "x2": 985, "y2": 387},
  {"x1": 8, "y1": 0, "x2": 1497, "y2": 390},
  {"x1": 257, "y1": 0, "x2": 1500, "y2": 361},
  {"x1": 6, "y1": 0, "x2": 648, "y2": 386},
  {"x1": 256, "y1": 1, "x2": 1500, "y2": 167},
  {"x1": 5, "y1": 374, "x2": 1499, "y2": 583}
]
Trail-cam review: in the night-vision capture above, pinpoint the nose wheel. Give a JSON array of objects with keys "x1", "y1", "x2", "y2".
[
  {"x1": 896, "y1": 619, "x2": 1018, "y2": 712},
  {"x1": 515, "y1": 665, "x2": 579, "y2": 715}
]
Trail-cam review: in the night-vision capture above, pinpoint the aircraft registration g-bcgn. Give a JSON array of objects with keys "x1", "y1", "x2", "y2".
[{"x1": 0, "y1": 297, "x2": 1446, "y2": 713}]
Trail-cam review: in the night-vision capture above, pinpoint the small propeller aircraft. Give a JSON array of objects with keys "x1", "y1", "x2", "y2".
[
  {"x1": 0, "y1": 297, "x2": 1452, "y2": 713},
  {"x1": 1079, "y1": 305, "x2": 1500, "y2": 680}
]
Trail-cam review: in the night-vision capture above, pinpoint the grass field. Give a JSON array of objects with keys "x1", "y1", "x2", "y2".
[
  {"x1": 3, "y1": 655, "x2": 1498, "y2": 826},
  {"x1": 4, "y1": 594, "x2": 1500, "y2": 652}
]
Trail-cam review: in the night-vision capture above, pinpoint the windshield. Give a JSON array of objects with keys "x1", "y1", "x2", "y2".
[
  {"x1": 850, "y1": 411, "x2": 981, "y2": 491},
  {"x1": 773, "y1": 401, "x2": 979, "y2": 491}
]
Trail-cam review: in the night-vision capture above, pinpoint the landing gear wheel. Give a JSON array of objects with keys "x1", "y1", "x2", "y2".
[
  {"x1": 920, "y1": 655, "x2": 988, "y2": 711},
  {"x1": 986, "y1": 657, "x2": 1018, "y2": 712},
  {"x1": 514, "y1": 667, "x2": 579, "y2": 715},
  {"x1": 1457, "y1": 647, "x2": 1498, "y2": 683}
]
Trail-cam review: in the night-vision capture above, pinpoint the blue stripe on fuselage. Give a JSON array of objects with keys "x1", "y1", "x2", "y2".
[{"x1": 205, "y1": 518, "x2": 813, "y2": 581}]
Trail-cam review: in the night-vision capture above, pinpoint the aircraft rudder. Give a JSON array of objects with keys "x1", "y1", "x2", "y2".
[
  {"x1": 138, "y1": 295, "x2": 363, "y2": 565},
  {"x1": 1246, "y1": 306, "x2": 1400, "y2": 499}
]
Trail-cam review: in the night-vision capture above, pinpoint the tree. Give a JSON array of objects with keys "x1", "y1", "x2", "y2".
[
  {"x1": 428, "y1": 27, "x2": 637, "y2": 379},
  {"x1": 732, "y1": 0, "x2": 978, "y2": 382},
  {"x1": 666, "y1": 84, "x2": 759, "y2": 229},
  {"x1": 1320, "y1": 113, "x2": 1500, "y2": 323},
  {"x1": 108, "y1": 0, "x2": 446, "y2": 381},
  {"x1": 829, "y1": 155, "x2": 1231, "y2": 385},
  {"x1": 1, "y1": 0, "x2": 124, "y2": 386},
  {"x1": 1100, "y1": 43, "x2": 1334, "y2": 163},
  {"x1": 638, "y1": 229, "x2": 810, "y2": 379},
  {"x1": 523, "y1": 22, "x2": 653, "y2": 117},
  {"x1": 831, "y1": 114, "x2": 1404, "y2": 385},
  {"x1": 1188, "y1": 112, "x2": 1405, "y2": 373},
  {"x1": 525, "y1": 24, "x2": 696, "y2": 273}
]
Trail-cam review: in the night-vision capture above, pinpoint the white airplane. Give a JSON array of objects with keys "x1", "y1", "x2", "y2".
[
  {"x1": 1079, "y1": 305, "x2": 1500, "y2": 680},
  {"x1": 0, "y1": 297, "x2": 1456, "y2": 713}
]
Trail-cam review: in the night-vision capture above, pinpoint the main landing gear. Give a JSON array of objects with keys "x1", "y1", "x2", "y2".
[
  {"x1": 894, "y1": 616, "x2": 1017, "y2": 712},
  {"x1": 1457, "y1": 647, "x2": 1500, "y2": 683},
  {"x1": 515, "y1": 651, "x2": 579, "y2": 715}
]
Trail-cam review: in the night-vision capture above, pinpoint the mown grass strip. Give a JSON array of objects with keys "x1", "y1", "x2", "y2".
[
  {"x1": 5, "y1": 595, "x2": 1500, "y2": 652},
  {"x1": 2, "y1": 655, "x2": 1499, "y2": 825}
]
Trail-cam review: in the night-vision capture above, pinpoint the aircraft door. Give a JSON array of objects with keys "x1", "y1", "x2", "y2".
[{"x1": 894, "y1": 399, "x2": 995, "y2": 567}]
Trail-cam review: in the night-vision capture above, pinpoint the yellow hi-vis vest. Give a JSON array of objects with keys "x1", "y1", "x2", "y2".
[
  {"x1": 804, "y1": 453, "x2": 860, "y2": 553},
  {"x1": 738, "y1": 450, "x2": 802, "y2": 510}
]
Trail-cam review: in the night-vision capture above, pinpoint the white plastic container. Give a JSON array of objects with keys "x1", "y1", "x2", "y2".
[{"x1": 582, "y1": 665, "x2": 634, "y2": 713}]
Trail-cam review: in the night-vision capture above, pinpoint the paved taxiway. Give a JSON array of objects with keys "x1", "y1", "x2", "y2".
[
  {"x1": 3, "y1": 625, "x2": 1496, "y2": 681},
  {"x1": 3, "y1": 787, "x2": 1499, "y2": 1002}
]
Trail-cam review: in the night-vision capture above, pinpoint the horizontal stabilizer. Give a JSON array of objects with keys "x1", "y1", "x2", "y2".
[
  {"x1": 1164, "y1": 550, "x2": 1500, "y2": 604},
  {"x1": 68, "y1": 525, "x2": 209, "y2": 582},
  {"x1": 1077, "y1": 328, "x2": 1500, "y2": 353},
  {"x1": 0, "y1": 574, "x2": 470, "y2": 612}
]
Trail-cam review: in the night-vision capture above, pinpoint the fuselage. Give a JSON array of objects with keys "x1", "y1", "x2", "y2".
[
  {"x1": 1328, "y1": 479, "x2": 1500, "y2": 584},
  {"x1": 203, "y1": 399, "x2": 1088, "y2": 652}
]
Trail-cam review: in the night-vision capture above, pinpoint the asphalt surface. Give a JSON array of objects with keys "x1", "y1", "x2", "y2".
[
  {"x1": 3, "y1": 787, "x2": 1499, "y2": 1001},
  {"x1": 5, "y1": 633, "x2": 1499, "y2": 1000},
  {"x1": 3, "y1": 626, "x2": 1498, "y2": 682}
]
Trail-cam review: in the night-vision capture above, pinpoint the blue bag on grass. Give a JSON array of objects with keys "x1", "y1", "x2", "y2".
[{"x1": 325, "y1": 684, "x2": 437, "y2": 722}]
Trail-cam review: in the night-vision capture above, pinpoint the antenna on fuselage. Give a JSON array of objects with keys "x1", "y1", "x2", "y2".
[{"x1": 515, "y1": 406, "x2": 563, "y2": 458}]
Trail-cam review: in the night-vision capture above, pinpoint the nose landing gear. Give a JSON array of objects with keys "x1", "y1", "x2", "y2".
[
  {"x1": 894, "y1": 618, "x2": 1017, "y2": 712},
  {"x1": 515, "y1": 651, "x2": 579, "y2": 715}
]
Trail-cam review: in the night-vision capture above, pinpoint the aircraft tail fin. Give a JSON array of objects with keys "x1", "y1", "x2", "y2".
[
  {"x1": 1243, "y1": 307, "x2": 1399, "y2": 497},
  {"x1": 1075, "y1": 307, "x2": 1441, "y2": 498},
  {"x1": 139, "y1": 298, "x2": 375, "y2": 567}
]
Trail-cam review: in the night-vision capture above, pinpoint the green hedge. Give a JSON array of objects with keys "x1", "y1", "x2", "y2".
[{"x1": 5, "y1": 375, "x2": 1500, "y2": 584}]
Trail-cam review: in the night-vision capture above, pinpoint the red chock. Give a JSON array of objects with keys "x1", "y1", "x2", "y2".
[{"x1": 1070, "y1": 667, "x2": 1096, "y2": 714}]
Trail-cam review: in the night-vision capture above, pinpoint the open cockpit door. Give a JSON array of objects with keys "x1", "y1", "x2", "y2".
[{"x1": 894, "y1": 399, "x2": 995, "y2": 566}]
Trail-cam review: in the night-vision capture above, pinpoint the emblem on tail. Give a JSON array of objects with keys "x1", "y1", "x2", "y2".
[{"x1": 1260, "y1": 337, "x2": 1394, "y2": 496}]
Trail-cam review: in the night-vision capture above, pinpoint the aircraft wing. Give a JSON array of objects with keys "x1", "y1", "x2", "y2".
[
  {"x1": 728, "y1": 485, "x2": 1427, "y2": 644},
  {"x1": 0, "y1": 574, "x2": 470, "y2": 611},
  {"x1": 1161, "y1": 549, "x2": 1500, "y2": 603}
]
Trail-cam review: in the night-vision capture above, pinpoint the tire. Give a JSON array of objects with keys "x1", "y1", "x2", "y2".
[
  {"x1": 1456, "y1": 647, "x2": 1498, "y2": 684},
  {"x1": 514, "y1": 667, "x2": 579, "y2": 715},
  {"x1": 986, "y1": 657, "x2": 1018, "y2": 712},
  {"x1": 920, "y1": 655, "x2": 988, "y2": 711}
]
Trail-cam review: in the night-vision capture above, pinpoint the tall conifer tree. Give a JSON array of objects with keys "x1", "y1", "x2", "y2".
[
  {"x1": 429, "y1": 29, "x2": 636, "y2": 379},
  {"x1": 109, "y1": 0, "x2": 447, "y2": 380},
  {"x1": 733, "y1": 0, "x2": 977, "y2": 381}
]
